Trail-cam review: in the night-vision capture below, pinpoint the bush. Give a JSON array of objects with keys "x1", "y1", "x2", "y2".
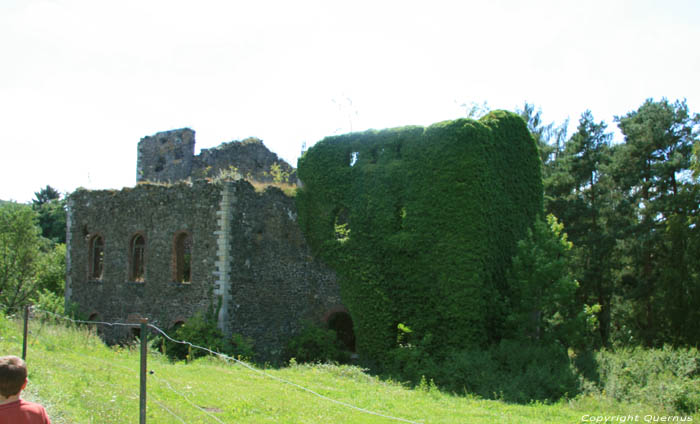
[
  {"x1": 386, "y1": 339, "x2": 579, "y2": 403},
  {"x1": 157, "y1": 310, "x2": 227, "y2": 361},
  {"x1": 33, "y1": 289, "x2": 65, "y2": 315},
  {"x1": 229, "y1": 333, "x2": 256, "y2": 362},
  {"x1": 591, "y1": 346, "x2": 700, "y2": 414},
  {"x1": 284, "y1": 322, "x2": 350, "y2": 364},
  {"x1": 152, "y1": 312, "x2": 258, "y2": 363}
]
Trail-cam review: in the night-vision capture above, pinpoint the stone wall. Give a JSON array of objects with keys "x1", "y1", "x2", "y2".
[
  {"x1": 192, "y1": 138, "x2": 297, "y2": 183},
  {"x1": 136, "y1": 128, "x2": 196, "y2": 183},
  {"x1": 67, "y1": 181, "x2": 220, "y2": 341},
  {"x1": 137, "y1": 129, "x2": 296, "y2": 185},
  {"x1": 66, "y1": 179, "x2": 340, "y2": 360},
  {"x1": 223, "y1": 180, "x2": 341, "y2": 358}
]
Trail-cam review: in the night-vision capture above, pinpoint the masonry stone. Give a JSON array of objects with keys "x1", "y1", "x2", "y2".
[{"x1": 68, "y1": 130, "x2": 341, "y2": 361}]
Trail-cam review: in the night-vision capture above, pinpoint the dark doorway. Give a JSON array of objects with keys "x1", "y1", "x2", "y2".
[{"x1": 327, "y1": 312, "x2": 356, "y2": 352}]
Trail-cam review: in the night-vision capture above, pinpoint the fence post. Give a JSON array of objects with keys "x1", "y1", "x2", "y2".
[
  {"x1": 22, "y1": 304, "x2": 29, "y2": 361},
  {"x1": 139, "y1": 319, "x2": 148, "y2": 424}
]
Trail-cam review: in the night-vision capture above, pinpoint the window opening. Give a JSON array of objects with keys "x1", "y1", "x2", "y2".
[
  {"x1": 89, "y1": 235, "x2": 104, "y2": 280},
  {"x1": 131, "y1": 234, "x2": 145, "y2": 282},
  {"x1": 174, "y1": 232, "x2": 192, "y2": 283}
]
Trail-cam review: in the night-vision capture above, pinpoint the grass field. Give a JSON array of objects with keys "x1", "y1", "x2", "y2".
[{"x1": 0, "y1": 315, "x2": 694, "y2": 424}]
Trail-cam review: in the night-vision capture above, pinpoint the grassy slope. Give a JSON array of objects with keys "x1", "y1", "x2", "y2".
[{"x1": 0, "y1": 316, "x2": 690, "y2": 424}]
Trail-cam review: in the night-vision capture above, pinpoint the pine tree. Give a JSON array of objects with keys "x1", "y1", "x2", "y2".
[{"x1": 612, "y1": 98, "x2": 700, "y2": 346}]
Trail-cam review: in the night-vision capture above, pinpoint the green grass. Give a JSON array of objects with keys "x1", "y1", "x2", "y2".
[{"x1": 1, "y1": 315, "x2": 695, "y2": 424}]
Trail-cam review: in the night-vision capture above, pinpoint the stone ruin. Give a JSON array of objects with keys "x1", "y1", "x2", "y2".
[{"x1": 65, "y1": 129, "x2": 349, "y2": 360}]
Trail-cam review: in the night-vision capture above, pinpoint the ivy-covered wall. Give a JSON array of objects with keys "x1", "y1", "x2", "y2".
[{"x1": 296, "y1": 111, "x2": 542, "y2": 359}]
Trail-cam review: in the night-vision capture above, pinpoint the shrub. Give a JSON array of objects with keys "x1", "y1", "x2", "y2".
[
  {"x1": 591, "y1": 346, "x2": 700, "y2": 414},
  {"x1": 385, "y1": 339, "x2": 580, "y2": 403},
  {"x1": 284, "y1": 321, "x2": 350, "y2": 364},
  {"x1": 158, "y1": 310, "x2": 227, "y2": 361},
  {"x1": 229, "y1": 333, "x2": 256, "y2": 362}
]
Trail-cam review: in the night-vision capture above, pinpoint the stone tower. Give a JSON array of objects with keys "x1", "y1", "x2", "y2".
[{"x1": 136, "y1": 128, "x2": 196, "y2": 183}]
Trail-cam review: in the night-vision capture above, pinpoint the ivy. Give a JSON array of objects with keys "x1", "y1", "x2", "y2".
[{"x1": 297, "y1": 111, "x2": 542, "y2": 361}]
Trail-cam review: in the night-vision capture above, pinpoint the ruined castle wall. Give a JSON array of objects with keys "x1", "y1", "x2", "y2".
[
  {"x1": 223, "y1": 181, "x2": 341, "y2": 359},
  {"x1": 66, "y1": 180, "x2": 220, "y2": 340},
  {"x1": 191, "y1": 138, "x2": 297, "y2": 183},
  {"x1": 137, "y1": 128, "x2": 196, "y2": 183},
  {"x1": 67, "y1": 179, "x2": 340, "y2": 360},
  {"x1": 137, "y1": 129, "x2": 297, "y2": 185}
]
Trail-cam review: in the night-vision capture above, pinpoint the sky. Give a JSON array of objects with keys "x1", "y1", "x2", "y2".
[{"x1": 1, "y1": 0, "x2": 699, "y2": 203}]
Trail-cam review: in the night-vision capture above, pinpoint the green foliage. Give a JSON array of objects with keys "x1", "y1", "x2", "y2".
[
  {"x1": 296, "y1": 111, "x2": 542, "y2": 361},
  {"x1": 0, "y1": 203, "x2": 42, "y2": 313},
  {"x1": 33, "y1": 185, "x2": 60, "y2": 206},
  {"x1": 33, "y1": 289, "x2": 66, "y2": 315},
  {"x1": 5, "y1": 314, "x2": 666, "y2": 424},
  {"x1": 160, "y1": 309, "x2": 227, "y2": 361},
  {"x1": 609, "y1": 98, "x2": 700, "y2": 346},
  {"x1": 32, "y1": 185, "x2": 66, "y2": 244},
  {"x1": 284, "y1": 321, "x2": 350, "y2": 364},
  {"x1": 229, "y1": 333, "x2": 256, "y2": 361},
  {"x1": 386, "y1": 340, "x2": 580, "y2": 403},
  {"x1": 591, "y1": 346, "x2": 700, "y2": 414},
  {"x1": 505, "y1": 214, "x2": 597, "y2": 348},
  {"x1": 268, "y1": 162, "x2": 291, "y2": 183},
  {"x1": 213, "y1": 165, "x2": 242, "y2": 182},
  {"x1": 538, "y1": 99, "x2": 700, "y2": 348},
  {"x1": 35, "y1": 243, "x2": 66, "y2": 296},
  {"x1": 545, "y1": 110, "x2": 617, "y2": 347},
  {"x1": 156, "y1": 309, "x2": 258, "y2": 362}
]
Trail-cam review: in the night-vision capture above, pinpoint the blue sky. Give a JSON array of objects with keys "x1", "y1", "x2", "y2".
[{"x1": 1, "y1": 0, "x2": 699, "y2": 202}]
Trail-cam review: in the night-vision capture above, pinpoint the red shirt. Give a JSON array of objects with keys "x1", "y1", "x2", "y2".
[{"x1": 0, "y1": 399, "x2": 51, "y2": 424}]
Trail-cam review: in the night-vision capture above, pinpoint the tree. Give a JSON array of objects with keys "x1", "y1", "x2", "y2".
[
  {"x1": 32, "y1": 185, "x2": 60, "y2": 206},
  {"x1": 35, "y1": 243, "x2": 66, "y2": 296},
  {"x1": 547, "y1": 111, "x2": 617, "y2": 346},
  {"x1": 612, "y1": 98, "x2": 700, "y2": 346},
  {"x1": 0, "y1": 203, "x2": 42, "y2": 313},
  {"x1": 516, "y1": 102, "x2": 568, "y2": 172},
  {"x1": 505, "y1": 215, "x2": 597, "y2": 348},
  {"x1": 32, "y1": 186, "x2": 66, "y2": 244}
]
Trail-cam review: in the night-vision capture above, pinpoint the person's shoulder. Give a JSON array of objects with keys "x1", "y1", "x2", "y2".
[
  {"x1": 0, "y1": 399, "x2": 21, "y2": 410},
  {"x1": 19, "y1": 399, "x2": 50, "y2": 418},
  {"x1": 0, "y1": 399, "x2": 51, "y2": 423},
  {"x1": 19, "y1": 399, "x2": 46, "y2": 410}
]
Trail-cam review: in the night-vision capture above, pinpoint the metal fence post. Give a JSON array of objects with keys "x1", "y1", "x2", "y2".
[
  {"x1": 139, "y1": 319, "x2": 148, "y2": 424},
  {"x1": 22, "y1": 304, "x2": 29, "y2": 361}
]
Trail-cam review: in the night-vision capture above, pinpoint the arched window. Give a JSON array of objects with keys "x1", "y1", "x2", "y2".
[
  {"x1": 130, "y1": 234, "x2": 146, "y2": 282},
  {"x1": 173, "y1": 231, "x2": 192, "y2": 283},
  {"x1": 88, "y1": 235, "x2": 104, "y2": 280}
]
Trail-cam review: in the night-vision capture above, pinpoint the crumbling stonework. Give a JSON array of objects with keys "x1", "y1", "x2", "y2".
[
  {"x1": 193, "y1": 138, "x2": 297, "y2": 183},
  {"x1": 137, "y1": 129, "x2": 296, "y2": 184},
  {"x1": 67, "y1": 129, "x2": 340, "y2": 360},
  {"x1": 136, "y1": 128, "x2": 196, "y2": 183}
]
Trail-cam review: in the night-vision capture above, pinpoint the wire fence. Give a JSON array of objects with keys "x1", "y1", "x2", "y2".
[{"x1": 8, "y1": 305, "x2": 423, "y2": 424}]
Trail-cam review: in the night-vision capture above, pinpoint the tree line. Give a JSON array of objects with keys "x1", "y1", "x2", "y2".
[
  {"x1": 521, "y1": 98, "x2": 700, "y2": 348},
  {"x1": 0, "y1": 186, "x2": 66, "y2": 314}
]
